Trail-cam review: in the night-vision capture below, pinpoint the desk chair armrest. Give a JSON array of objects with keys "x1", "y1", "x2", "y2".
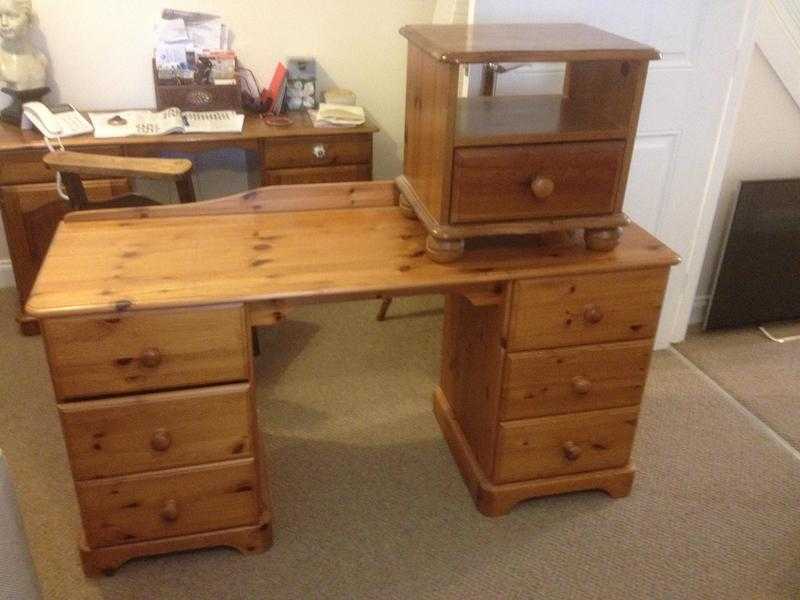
[{"x1": 43, "y1": 152, "x2": 193, "y2": 181}]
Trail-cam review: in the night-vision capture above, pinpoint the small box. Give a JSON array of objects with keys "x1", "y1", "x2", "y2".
[
  {"x1": 152, "y1": 60, "x2": 242, "y2": 113},
  {"x1": 324, "y1": 88, "x2": 356, "y2": 106}
]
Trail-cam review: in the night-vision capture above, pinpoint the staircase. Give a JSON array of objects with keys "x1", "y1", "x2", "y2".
[{"x1": 758, "y1": 0, "x2": 800, "y2": 107}]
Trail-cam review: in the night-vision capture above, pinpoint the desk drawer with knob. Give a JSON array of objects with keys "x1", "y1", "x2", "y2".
[
  {"x1": 449, "y1": 140, "x2": 625, "y2": 224},
  {"x1": 506, "y1": 268, "x2": 669, "y2": 352},
  {"x1": 59, "y1": 383, "x2": 254, "y2": 480},
  {"x1": 501, "y1": 339, "x2": 653, "y2": 420},
  {"x1": 263, "y1": 135, "x2": 372, "y2": 170},
  {"x1": 42, "y1": 305, "x2": 250, "y2": 401},
  {"x1": 75, "y1": 458, "x2": 261, "y2": 548},
  {"x1": 494, "y1": 405, "x2": 639, "y2": 484}
]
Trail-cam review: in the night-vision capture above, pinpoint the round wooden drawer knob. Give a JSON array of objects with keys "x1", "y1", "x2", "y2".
[
  {"x1": 571, "y1": 376, "x2": 592, "y2": 395},
  {"x1": 160, "y1": 499, "x2": 179, "y2": 522},
  {"x1": 139, "y1": 348, "x2": 162, "y2": 368},
  {"x1": 563, "y1": 441, "x2": 582, "y2": 461},
  {"x1": 150, "y1": 428, "x2": 171, "y2": 452},
  {"x1": 530, "y1": 176, "x2": 555, "y2": 199},
  {"x1": 583, "y1": 304, "x2": 604, "y2": 324}
]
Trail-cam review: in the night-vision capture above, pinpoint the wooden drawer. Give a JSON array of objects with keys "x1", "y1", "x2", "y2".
[
  {"x1": 42, "y1": 305, "x2": 249, "y2": 401},
  {"x1": 494, "y1": 406, "x2": 639, "y2": 483},
  {"x1": 507, "y1": 268, "x2": 668, "y2": 352},
  {"x1": 450, "y1": 140, "x2": 624, "y2": 224},
  {"x1": 76, "y1": 458, "x2": 260, "y2": 548},
  {"x1": 0, "y1": 146, "x2": 122, "y2": 185},
  {"x1": 263, "y1": 134, "x2": 372, "y2": 170},
  {"x1": 501, "y1": 340, "x2": 652, "y2": 420},
  {"x1": 59, "y1": 383, "x2": 254, "y2": 480},
  {"x1": 263, "y1": 164, "x2": 371, "y2": 186}
]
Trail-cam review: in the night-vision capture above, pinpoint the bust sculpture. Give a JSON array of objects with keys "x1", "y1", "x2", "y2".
[{"x1": 0, "y1": 0, "x2": 49, "y2": 125}]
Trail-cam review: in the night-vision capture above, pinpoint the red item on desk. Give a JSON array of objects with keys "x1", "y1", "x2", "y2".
[{"x1": 261, "y1": 62, "x2": 287, "y2": 114}]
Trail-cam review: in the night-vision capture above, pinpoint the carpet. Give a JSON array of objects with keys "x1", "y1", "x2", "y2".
[
  {"x1": 1, "y1": 288, "x2": 799, "y2": 599},
  {"x1": 676, "y1": 326, "x2": 800, "y2": 452}
]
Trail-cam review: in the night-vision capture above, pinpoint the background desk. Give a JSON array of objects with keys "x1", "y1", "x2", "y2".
[{"x1": 0, "y1": 112, "x2": 378, "y2": 334}]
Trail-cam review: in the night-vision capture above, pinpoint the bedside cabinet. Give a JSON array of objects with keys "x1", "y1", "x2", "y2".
[{"x1": 397, "y1": 23, "x2": 660, "y2": 262}]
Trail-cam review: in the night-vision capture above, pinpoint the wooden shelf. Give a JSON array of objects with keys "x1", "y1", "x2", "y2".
[
  {"x1": 454, "y1": 95, "x2": 627, "y2": 148},
  {"x1": 399, "y1": 23, "x2": 660, "y2": 64}
]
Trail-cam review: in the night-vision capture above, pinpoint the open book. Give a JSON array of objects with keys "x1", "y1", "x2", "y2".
[{"x1": 88, "y1": 108, "x2": 245, "y2": 138}]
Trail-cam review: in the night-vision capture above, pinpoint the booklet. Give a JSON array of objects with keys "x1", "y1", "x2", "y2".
[{"x1": 88, "y1": 108, "x2": 245, "y2": 138}]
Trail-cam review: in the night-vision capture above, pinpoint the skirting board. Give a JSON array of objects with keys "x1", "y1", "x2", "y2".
[
  {"x1": 0, "y1": 259, "x2": 14, "y2": 290},
  {"x1": 691, "y1": 294, "x2": 710, "y2": 325}
]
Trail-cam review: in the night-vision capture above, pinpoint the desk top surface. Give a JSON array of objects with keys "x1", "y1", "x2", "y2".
[
  {"x1": 26, "y1": 181, "x2": 679, "y2": 318},
  {"x1": 399, "y1": 23, "x2": 660, "y2": 63},
  {"x1": 0, "y1": 111, "x2": 378, "y2": 153}
]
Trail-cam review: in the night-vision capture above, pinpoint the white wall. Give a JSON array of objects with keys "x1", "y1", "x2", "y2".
[
  {"x1": 0, "y1": 0, "x2": 435, "y2": 278},
  {"x1": 695, "y1": 45, "x2": 800, "y2": 320}
]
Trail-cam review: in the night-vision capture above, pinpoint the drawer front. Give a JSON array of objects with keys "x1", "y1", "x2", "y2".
[
  {"x1": 507, "y1": 268, "x2": 668, "y2": 352},
  {"x1": 502, "y1": 340, "x2": 652, "y2": 420},
  {"x1": 263, "y1": 164, "x2": 371, "y2": 186},
  {"x1": 59, "y1": 383, "x2": 254, "y2": 480},
  {"x1": 43, "y1": 305, "x2": 249, "y2": 401},
  {"x1": 0, "y1": 146, "x2": 122, "y2": 185},
  {"x1": 263, "y1": 135, "x2": 372, "y2": 170},
  {"x1": 450, "y1": 141, "x2": 624, "y2": 224},
  {"x1": 495, "y1": 406, "x2": 639, "y2": 483},
  {"x1": 76, "y1": 458, "x2": 260, "y2": 548}
]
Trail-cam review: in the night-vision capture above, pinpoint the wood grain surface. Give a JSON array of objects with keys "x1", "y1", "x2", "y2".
[
  {"x1": 399, "y1": 23, "x2": 660, "y2": 64},
  {"x1": 27, "y1": 200, "x2": 678, "y2": 318},
  {"x1": 59, "y1": 383, "x2": 254, "y2": 480}
]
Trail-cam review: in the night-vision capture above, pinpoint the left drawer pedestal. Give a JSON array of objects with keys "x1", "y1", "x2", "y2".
[{"x1": 40, "y1": 305, "x2": 270, "y2": 576}]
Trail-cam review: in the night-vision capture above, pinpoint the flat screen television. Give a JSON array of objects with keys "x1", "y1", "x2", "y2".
[{"x1": 705, "y1": 178, "x2": 800, "y2": 330}]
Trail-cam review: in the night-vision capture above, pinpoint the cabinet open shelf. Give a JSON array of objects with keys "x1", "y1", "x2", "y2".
[{"x1": 454, "y1": 95, "x2": 627, "y2": 148}]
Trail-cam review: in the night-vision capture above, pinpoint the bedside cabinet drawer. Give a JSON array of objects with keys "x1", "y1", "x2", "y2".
[
  {"x1": 76, "y1": 458, "x2": 260, "y2": 548},
  {"x1": 507, "y1": 268, "x2": 668, "y2": 352},
  {"x1": 450, "y1": 140, "x2": 624, "y2": 224},
  {"x1": 263, "y1": 135, "x2": 372, "y2": 170},
  {"x1": 59, "y1": 383, "x2": 254, "y2": 480},
  {"x1": 42, "y1": 305, "x2": 249, "y2": 401},
  {"x1": 501, "y1": 340, "x2": 652, "y2": 420},
  {"x1": 495, "y1": 406, "x2": 639, "y2": 483}
]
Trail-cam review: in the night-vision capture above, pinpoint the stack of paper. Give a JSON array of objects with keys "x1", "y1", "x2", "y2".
[
  {"x1": 155, "y1": 9, "x2": 231, "y2": 71},
  {"x1": 308, "y1": 103, "x2": 366, "y2": 128}
]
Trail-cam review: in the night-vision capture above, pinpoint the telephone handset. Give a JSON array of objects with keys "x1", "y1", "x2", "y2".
[{"x1": 22, "y1": 102, "x2": 93, "y2": 140}]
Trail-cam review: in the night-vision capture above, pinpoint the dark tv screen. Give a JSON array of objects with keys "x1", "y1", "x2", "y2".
[{"x1": 705, "y1": 178, "x2": 800, "y2": 330}]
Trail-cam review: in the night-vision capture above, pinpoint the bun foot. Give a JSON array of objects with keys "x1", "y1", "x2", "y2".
[
  {"x1": 426, "y1": 235, "x2": 465, "y2": 263},
  {"x1": 398, "y1": 193, "x2": 417, "y2": 220},
  {"x1": 584, "y1": 227, "x2": 623, "y2": 252}
]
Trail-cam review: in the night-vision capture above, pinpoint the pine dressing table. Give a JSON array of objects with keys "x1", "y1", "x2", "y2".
[{"x1": 25, "y1": 180, "x2": 678, "y2": 576}]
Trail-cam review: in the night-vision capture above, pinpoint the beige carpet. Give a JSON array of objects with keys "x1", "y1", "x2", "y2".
[
  {"x1": 2, "y1": 287, "x2": 800, "y2": 599},
  {"x1": 676, "y1": 326, "x2": 800, "y2": 451}
]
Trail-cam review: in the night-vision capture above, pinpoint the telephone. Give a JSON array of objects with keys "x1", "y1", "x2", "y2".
[{"x1": 22, "y1": 102, "x2": 93, "y2": 139}]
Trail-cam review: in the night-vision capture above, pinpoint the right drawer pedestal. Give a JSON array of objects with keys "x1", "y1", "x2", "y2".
[{"x1": 437, "y1": 267, "x2": 669, "y2": 516}]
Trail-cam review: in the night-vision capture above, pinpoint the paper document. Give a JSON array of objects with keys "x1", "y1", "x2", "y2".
[{"x1": 308, "y1": 103, "x2": 366, "y2": 128}]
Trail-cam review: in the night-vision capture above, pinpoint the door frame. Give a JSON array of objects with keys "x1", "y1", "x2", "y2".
[{"x1": 665, "y1": 0, "x2": 763, "y2": 344}]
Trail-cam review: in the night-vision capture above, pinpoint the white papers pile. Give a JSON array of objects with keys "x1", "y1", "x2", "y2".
[
  {"x1": 308, "y1": 103, "x2": 366, "y2": 128},
  {"x1": 155, "y1": 9, "x2": 231, "y2": 70}
]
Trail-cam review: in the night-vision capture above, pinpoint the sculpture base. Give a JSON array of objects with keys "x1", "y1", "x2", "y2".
[{"x1": 1, "y1": 87, "x2": 50, "y2": 127}]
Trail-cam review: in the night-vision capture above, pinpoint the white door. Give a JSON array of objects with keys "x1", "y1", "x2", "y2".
[{"x1": 470, "y1": 0, "x2": 761, "y2": 347}]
